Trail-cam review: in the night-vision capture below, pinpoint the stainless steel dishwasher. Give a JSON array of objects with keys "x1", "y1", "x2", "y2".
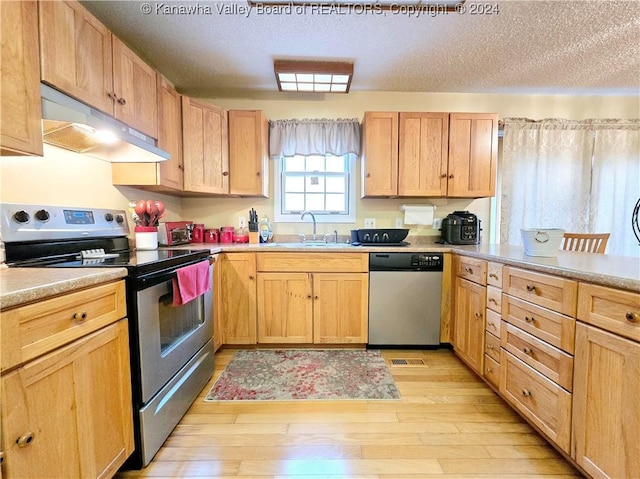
[{"x1": 368, "y1": 252, "x2": 443, "y2": 346}]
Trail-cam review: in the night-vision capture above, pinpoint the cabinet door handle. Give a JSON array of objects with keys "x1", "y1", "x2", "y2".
[
  {"x1": 526, "y1": 284, "x2": 536, "y2": 292},
  {"x1": 366, "y1": 173, "x2": 371, "y2": 178},
  {"x1": 524, "y1": 316, "x2": 535, "y2": 323},
  {"x1": 521, "y1": 389, "x2": 532, "y2": 398},
  {"x1": 117, "y1": 97, "x2": 126, "y2": 105},
  {"x1": 314, "y1": 295, "x2": 319, "y2": 300},
  {"x1": 448, "y1": 174, "x2": 454, "y2": 179},
  {"x1": 523, "y1": 347, "x2": 533, "y2": 355},
  {"x1": 307, "y1": 295, "x2": 312, "y2": 299},
  {"x1": 440, "y1": 173, "x2": 447, "y2": 178},
  {"x1": 16, "y1": 432, "x2": 34, "y2": 448},
  {"x1": 222, "y1": 171, "x2": 229, "y2": 177},
  {"x1": 0, "y1": 451, "x2": 4, "y2": 464},
  {"x1": 625, "y1": 312, "x2": 639, "y2": 323},
  {"x1": 73, "y1": 311, "x2": 88, "y2": 322},
  {"x1": 256, "y1": 172, "x2": 261, "y2": 177},
  {"x1": 248, "y1": 275, "x2": 254, "y2": 280},
  {"x1": 475, "y1": 312, "x2": 483, "y2": 319},
  {"x1": 107, "y1": 91, "x2": 117, "y2": 100}
]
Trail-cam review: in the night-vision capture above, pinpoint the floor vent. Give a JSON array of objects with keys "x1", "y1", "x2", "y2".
[{"x1": 390, "y1": 358, "x2": 426, "y2": 367}]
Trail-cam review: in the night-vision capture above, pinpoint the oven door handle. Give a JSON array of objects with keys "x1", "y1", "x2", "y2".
[{"x1": 135, "y1": 258, "x2": 212, "y2": 290}]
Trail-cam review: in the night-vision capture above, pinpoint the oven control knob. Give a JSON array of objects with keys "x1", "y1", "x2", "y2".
[
  {"x1": 105, "y1": 213, "x2": 114, "y2": 222},
  {"x1": 115, "y1": 214, "x2": 125, "y2": 224},
  {"x1": 13, "y1": 210, "x2": 30, "y2": 223},
  {"x1": 34, "y1": 209, "x2": 50, "y2": 222}
]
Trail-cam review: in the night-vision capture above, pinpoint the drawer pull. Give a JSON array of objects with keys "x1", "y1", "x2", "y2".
[
  {"x1": 486, "y1": 367, "x2": 493, "y2": 373},
  {"x1": 73, "y1": 311, "x2": 88, "y2": 322},
  {"x1": 488, "y1": 298, "x2": 498, "y2": 304},
  {"x1": 475, "y1": 312, "x2": 483, "y2": 319},
  {"x1": 16, "y1": 432, "x2": 34, "y2": 448},
  {"x1": 464, "y1": 267, "x2": 474, "y2": 274},
  {"x1": 523, "y1": 347, "x2": 533, "y2": 355},
  {"x1": 489, "y1": 273, "x2": 499, "y2": 280},
  {"x1": 487, "y1": 344, "x2": 495, "y2": 350},
  {"x1": 526, "y1": 284, "x2": 536, "y2": 292},
  {"x1": 488, "y1": 322, "x2": 497, "y2": 330},
  {"x1": 626, "y1": 312, "x2": 639, "y2": 323},
  {"x1": 521, "y1": 389, "x2": 532, "y2": 398},
  {"x1": 524, "y1": 316, "x2": 535, "y2": 324}
]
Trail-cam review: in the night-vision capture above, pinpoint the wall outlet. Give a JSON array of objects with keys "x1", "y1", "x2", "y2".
[
  {"x1": 395, "y1": 217, "x2": 403, "y2": 228},
  {"x1": 364, "y1": 218, "x2": 376, "y2": 228},
  {"x1": 239, "y1": 217, "x2": 246, "y2": 229},
  {"x1": 433, "y1": 218, "x2": 443, "y2": 230}
]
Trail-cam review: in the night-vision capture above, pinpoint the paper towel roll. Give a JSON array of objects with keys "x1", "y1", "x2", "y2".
[{"x1": 401, "y1": 204, "x2": 435, "y2": 225}]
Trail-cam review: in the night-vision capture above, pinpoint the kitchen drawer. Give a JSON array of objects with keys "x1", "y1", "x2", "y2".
[
  {"x1": 502, "y1": 294, "x2": 576, "y2": 354},
  {"x1": 455, "y1": 256, "x2": 487, "y2": 286},
  {"x1": 486, "y1": 285, "x2": 502, "y2": 313},
  {"x1": 257, "y1": 252, "x2": 368, "y2": 273},
  {"x1": 485, "y1": 308, "x2": 502, "y2": 338},
  {"x1": 500, "y1": 322, "x2": 573, "y2": 391},
  {"x1": 577, "y1": 283, "x2": 640, "y2": 342},
  {"x1": 487, "y1": 261, "x2": 503, "y2": 288},
  {"x1": 483, "y1": 354, "x2": 500, "y2": 389},
  {"x1": 503, "y1": 266, "x2": 577, "y2": 317},
  {"x1": 500, "y1": 350, "x2": 572, "y2": 453},
  {"x1": 484, "y1": 331, "x2": 500, "y2": 362},
  {"x1": 1, "y1": 281, "x2": 126, "y2": 372}
]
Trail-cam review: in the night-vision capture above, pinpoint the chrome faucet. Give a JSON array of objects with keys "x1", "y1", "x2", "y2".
[{"x1": 300, "y1": 210, "x2": 317, "y2": 240}]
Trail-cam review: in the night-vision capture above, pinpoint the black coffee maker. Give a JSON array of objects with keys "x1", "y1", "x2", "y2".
[{"x1": 440, "y1": 211, "x2": 481, "y2": 245}]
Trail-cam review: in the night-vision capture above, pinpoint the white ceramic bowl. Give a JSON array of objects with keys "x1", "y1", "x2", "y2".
[{"x1": 521, "y1": 228, "x2": 565, "y2": 257}]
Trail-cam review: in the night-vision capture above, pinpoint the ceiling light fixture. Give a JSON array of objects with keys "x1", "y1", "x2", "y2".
[{"x1": 274, "y1": 60, "x2": 353, "y2": 93}]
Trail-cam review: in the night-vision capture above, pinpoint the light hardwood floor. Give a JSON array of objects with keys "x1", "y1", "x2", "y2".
[{"x1": 116, "y1": 348, "x2": 583, "y2": 478}]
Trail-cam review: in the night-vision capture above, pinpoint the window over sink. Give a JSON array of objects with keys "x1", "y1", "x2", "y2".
[{"x1": 274, "y1": 153, "x2": 356, "y2": 223}]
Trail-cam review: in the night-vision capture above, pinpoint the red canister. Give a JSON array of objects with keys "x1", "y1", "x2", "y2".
[
  {"x1": 192, "y1": 224, "x2": 204, "y2": 243},
  {"x1": 204, "y1": 229, "x2": 219, "y2": 243},
  {"x1": 220, "y1": 226, "x2": 234, "y2": 243}
]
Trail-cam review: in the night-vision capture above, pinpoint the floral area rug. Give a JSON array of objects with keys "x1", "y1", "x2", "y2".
[{"x1": 204, "y1": 349, "x2": 400, "y2": 401}]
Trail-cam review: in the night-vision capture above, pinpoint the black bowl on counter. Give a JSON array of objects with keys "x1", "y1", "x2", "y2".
[{"x1": 351, "y1": 228, "x2": 409, "y2": 244}]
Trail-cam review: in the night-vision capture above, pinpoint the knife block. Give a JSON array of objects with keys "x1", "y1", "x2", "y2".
[{"x1": 248, "y1": 232, "x2": 259, "y2": 244}]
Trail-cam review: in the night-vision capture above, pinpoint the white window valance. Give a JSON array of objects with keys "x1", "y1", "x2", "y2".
[{"x1": 269, "y1": 118, "x2": 361, "y2": 159}]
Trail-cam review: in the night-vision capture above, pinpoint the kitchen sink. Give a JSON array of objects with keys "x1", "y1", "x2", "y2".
[{"x1": 264, "y1": 242, "x2": 351, "y2": 248}]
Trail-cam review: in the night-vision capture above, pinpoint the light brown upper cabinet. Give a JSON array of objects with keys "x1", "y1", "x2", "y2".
[
  {"x1": 182, "y1": 97, "x2": 229, "y2": 194},
  {"x1": 228, "y1": 110, "x2": 269, "y2": 197},
  {"x1": 39, "y1": 0, "x2": 157, "y2": 138},
  {"x1": 361, "y1": 112, "x2": 399, "y2": 196},
  {"x1": 447, "y1": 113, "x2": 498, "y2": 197},
  {"x1": 111, "y1": 75, "x2": 183, "y2": 191},
  {"x1": 111, "y1": 37, "x2": 158, "y2": 138},
  {"x1": 398, "y1": 112, "x2": 449, "y2": 196},
  {"x1": 1, "y1": 1, "x2": 43, "y2": 156},
  {"x1": 361, "y1": 111, "x2": 498, "y2": 198}
]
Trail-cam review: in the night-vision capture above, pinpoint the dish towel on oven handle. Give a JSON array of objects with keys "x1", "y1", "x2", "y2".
[{"x1": 172, "y1": 260, "x2": 211, "y2": 306}]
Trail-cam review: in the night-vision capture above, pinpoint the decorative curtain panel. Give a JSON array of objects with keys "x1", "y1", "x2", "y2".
[
  {"x1": 500, "y1": 119, "x2": 593, "y2": 245},
  {"x1": 269, "y1": 118, "x2": 361, "y2": 159},
  {"x1": 590, "y1": 120, "x2": 640, "y2": 256}
]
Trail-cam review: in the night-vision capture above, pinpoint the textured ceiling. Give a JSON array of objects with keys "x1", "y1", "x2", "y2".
[{"x1": 81, "y1": 0, "x2": 640, "y2": 97}]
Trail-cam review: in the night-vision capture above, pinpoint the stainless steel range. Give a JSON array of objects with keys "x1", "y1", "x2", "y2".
[{"x1": 1, "y1": 203, "x2": 215, "y2": 468}]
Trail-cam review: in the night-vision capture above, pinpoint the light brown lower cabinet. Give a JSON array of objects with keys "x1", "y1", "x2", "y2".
[
  {"x1": 218, "y1": 253, "x2": 257, "y2": 345},
  {"x1": 256, "y1": 272, "x2": 369, "y2": 344},
  {"x1": 1, "y1": 319, "x2": 133, "y2": 479},
  {"x1": 500, "y1": 350, "x2": 572, "y2": 454},
  {"x1": 572, "y1": 322, "x2": 640, "y2": 479},
  {"x1": 453, "y1": 276, "x2": 486, "y2": 374}
]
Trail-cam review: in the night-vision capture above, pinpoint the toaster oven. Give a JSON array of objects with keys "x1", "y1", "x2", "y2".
[{"x1": 158, "y1": 221, "x2": 192, "y2": 246}]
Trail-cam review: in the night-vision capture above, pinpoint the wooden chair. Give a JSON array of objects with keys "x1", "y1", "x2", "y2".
[{"x1": 561, "y1": 232, "x2": 610, "y2": 254}]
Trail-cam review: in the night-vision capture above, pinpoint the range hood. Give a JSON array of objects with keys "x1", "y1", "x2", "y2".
[{"x1": 40, "y1": 84, "x2": 169, "y2": 163}]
